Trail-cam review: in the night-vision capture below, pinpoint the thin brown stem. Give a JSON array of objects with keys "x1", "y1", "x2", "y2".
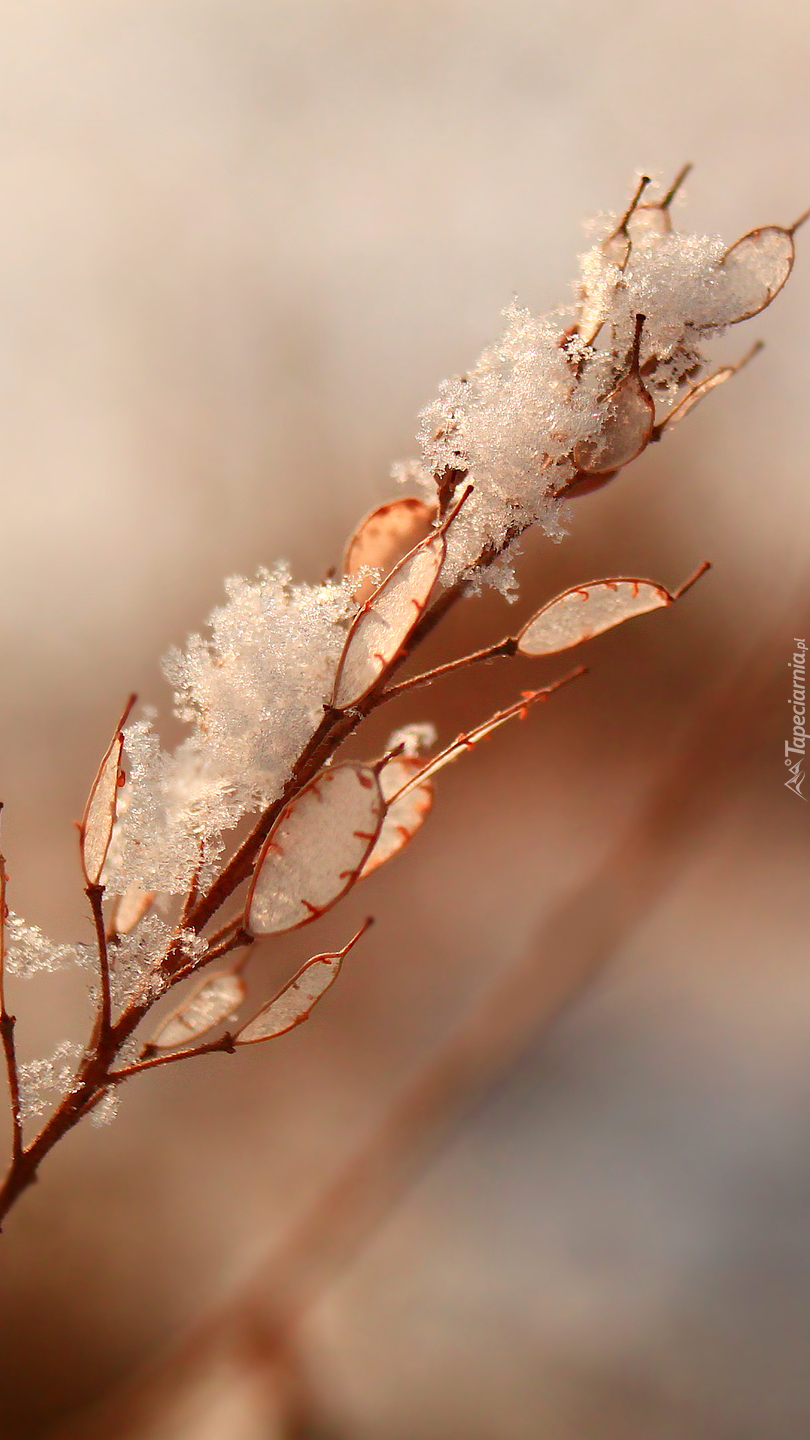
[
  {"x1": 109, "y1": 1031, "x2": 236, "y2": 1083},
  {"x1": 0, "y1": 833, "x2": 22, "y2": 1165},
  {"x1": 86, "y1": 883, "x2": 112, "y2": 1044},
  {"x1": 381, "y1": 636, "x2": 518, "y2": 701}
]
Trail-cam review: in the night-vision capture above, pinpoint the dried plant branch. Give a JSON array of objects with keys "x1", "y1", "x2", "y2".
[
  {"x1": 0, "y1": 819, "x2": 22, "y2": 1166},
  {"x1": 64, "y1": 596, "x2": 805, "y2": 1440},
  {"x1": 0, "y1": 171, "x2": 801, "y2": 1235}
]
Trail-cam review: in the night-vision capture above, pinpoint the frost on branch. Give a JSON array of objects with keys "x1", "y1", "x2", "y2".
[
  {"x1": 401, "y1": 176, "x2": 801, "y2": 593},
  {"x1": 4, "y1": 913, "x2": 87, "y2": 978},
  {"x1": 104, "y1": 567, "x2": 357, "y2": 899}
]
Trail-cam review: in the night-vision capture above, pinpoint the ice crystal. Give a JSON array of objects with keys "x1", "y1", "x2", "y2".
[
  {"x1": 18, "y1": 1041, "x2": 84, "y2": 1123},
  {"x1": 105, "y1": 566, "x2": 357, "y2": 898},
  {"x1": 3, "y1": 913, "x2": 88, "y2": 978}
]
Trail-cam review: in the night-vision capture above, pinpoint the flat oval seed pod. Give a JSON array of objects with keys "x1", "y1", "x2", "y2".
[
  {"x1": 332, "y1": 529, "x2": 446, "y2": 709},
  {"x1": 150, "y1": 972, "x2": 246, "y2": 1050},
  {"x1": 719, "y1": 226, "x2": 795, "y2": 323},
  {"x1": 394, "y1": 676, "x2": 584, "y2": 799},
  {"x1": 235, "y1": 921, "x2": 371, "y2": 1046},
  {"x1": 246, "y1": 764, "x2": 384, "y2": 936},
  {"x1": 518, "y1": 578, "x2": 673, "y2": 657},
  {"x1": 109, "y1": 884, "x2": 155, "y2": 935},
  {"x1": 573, "y1": 371, "x2": 655, "y2": 474},
  {"x1": 80, "y1": 696, "x2": 136, "y2": 887},
  {"x1": 344, "y1": 498, "x2": 437, "y2": 604},
  {"x1": 361, "y1": 756, "x2": 434, "y2": 877}
]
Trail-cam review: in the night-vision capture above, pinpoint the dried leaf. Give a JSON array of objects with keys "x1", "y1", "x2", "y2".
[
  {"x1": 235, "y1": 921, "x2": 371, "y2": 1045},
  {"x1": 80, "y1": 696, "x2": 135, "y2": 887},
  {"x1": 517, "y1": 567, "x2": 709, "y2": 657},
  {"x1": 110, "y1": 884, "x2": 155, "y2": 936},
  {"x1": 344, "y1": 498, "x2": 437, "y2": 603},
  {"x1": 332, "y1": 531, "x2": 446, "y2": 709},
  {"x1": 246, "y1": 764, "x2": 384, "y2": 936},
  {"x1": 150, "y1": 972, "x2": 246, "y2": 1050},
  {"x1": 719, "y1": 225, "x2": 796, "y2": 323},
  {"x1": 360, "y1": 756, "x2": 434, "y2": 877}
]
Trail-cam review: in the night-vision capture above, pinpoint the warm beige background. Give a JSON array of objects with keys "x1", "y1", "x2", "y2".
[{"x1": 1, "y1": 3, "x2": 809, "y2": 1436}]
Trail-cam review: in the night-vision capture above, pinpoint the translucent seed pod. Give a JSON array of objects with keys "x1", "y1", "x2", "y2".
[
  {"x1": 109, "y1": 884, "x2": 155, "y2": 936},
  {"x1": 360, "y1": 756, "x2": 434, "y2": 877},
  {"x1": 517, "y1": 565, "x2": 710, "y2": 657},
  {"x1": 246, "y1": 764, "x2": 384, "y2": 936},
  {"x1": 344, "y1": 497, "x2": 437, "y2": 604},
  {"x1": 573, "y1": 317, "x2": 654, "y2": 475},
  {"x1": 718, "y1": 224, "x2": 798, "y2": 323},
  {"x1": 150, "y1": 972, "x2": 246, "y2": 1050},
  {"x1": 80, "y1": 696, "x2": 136, "y2": 887},
  {"x1": 235, "y1": 921, "x2": 371, "y2": 1045},
  {"x1": 332, "y1": 531, "x2": 446, "y2": 709}
]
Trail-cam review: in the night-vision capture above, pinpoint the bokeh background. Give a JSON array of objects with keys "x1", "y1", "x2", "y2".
[{"x1": 1, "y1": 3, "x2": 809, "y2": 1436}]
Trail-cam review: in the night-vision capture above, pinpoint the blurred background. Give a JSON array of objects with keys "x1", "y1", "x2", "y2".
[{"x1": 0, "y1": 2, "x2": 809, "y2": 1435}]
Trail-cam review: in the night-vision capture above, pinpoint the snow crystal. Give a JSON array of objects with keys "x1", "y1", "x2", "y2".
[
  {"x1": 18, "y1": 1040, "x2": 84, "y2": 1123},
  {"x1": 104, "y1": 566, "x2": 357, "y2": 898},
  {"x1": 3, "y1": 913, "x2": 89, "y2": 978},
  {"x1": 90, "y1": 1091, "x2": 121, "y2": 1128},
  {"x1": 109, "y1": 914, "x2": 173, "y2": 1010}
]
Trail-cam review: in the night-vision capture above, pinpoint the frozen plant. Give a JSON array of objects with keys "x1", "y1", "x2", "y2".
[{"x1": 0, "y1": 169, "x2": 802, "y2": 1227}]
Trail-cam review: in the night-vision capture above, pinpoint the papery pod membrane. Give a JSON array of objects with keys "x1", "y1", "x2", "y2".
[
  {"x1": 235, "y1": 921, "x2": 371, "y2": 1045},
  {"x1": 150, "y1": 972, "x2": 246, "y2": 1050},
  {"x1": 344, "y1": 498, "x2": 437, "y2": 604},
  {"x1": 655, "y1": 342, "x2": 762, "y2": 439},
  {"x1": 656, "y1": 366, "x2": 735, "y2": 436},
  {"x1": 517, "y1": 567, "x2": 709, "y2": 658},
  {"x1": 395, "y1": 679, "x2": 582, "y2": 798},
  {"x1": 573, "y1": 370, "x2": 654, "y2": 474},
  {"x1": 80, "y1": 696, "x2": 135, "y2": 887},
  {"x1": 360, "y1": 756, "x2": 434, "y2": 877},
  {"x1": 332, "y1": 530, "x2": 446, "y2": 709},
  {"x1": 246, "y1": 764, "x2": 384, "y2": 936},
  {"x1": 110, "y1": 884, "x2": 155, "y2": 936},
  {"x1": 719, "y1": 225, "x2": 796, "y2": 323}
]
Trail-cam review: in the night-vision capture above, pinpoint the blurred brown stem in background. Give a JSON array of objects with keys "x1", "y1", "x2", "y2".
[{"x1": 58, "y1": 590, "x2": 808, "y2": 1440}]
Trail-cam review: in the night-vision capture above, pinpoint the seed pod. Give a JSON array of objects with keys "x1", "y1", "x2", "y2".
[
  {"x1": 235, "y1": 921, "x2": 371, "y2": 1045},
  {"x1": 573, "y1": 317, "x2": 654, "y2": 475},
  {"x1": 246, "y1": 764, "x2": 384, "y2": 936},
  {"x1": 360, "y1": 756, "x2": 434, "y2": 877},
  {"x1": 344, "y1": 498, "x2": 437, "y2": 604},
  {"x1": 332, "y1": 530, "x2": 446, "y2": 709},
  {"x1": 517, "y1": 564, "x2": 710, "y2": 657},
  {"x1": 80, "y1": 696, "x2": 135, "y2": 887},
  {"x1": 718, "y1": 224, "x2": 798, "y2": 323},
  {"x1": 150, "y1": 972, "x2": 246, "y2": 1050}
]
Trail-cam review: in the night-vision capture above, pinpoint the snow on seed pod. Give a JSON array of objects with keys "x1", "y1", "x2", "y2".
[
  {"x1": 344, "y1": 497, "x2": 437, "y2": 604},
  {"x1": 517, "y1": 564, "x2": 710, "y2": 657},
  {"x1": 235, "y1": 920, "x2": 372, "y2": 1045},
  {"x1": 716, "y1": 220, "x2": 804, "y2": 324},
  {"x1": 573, "y1": 317, "x2": 654, "y2": 475},
  {"x1": 150, "y1": 971, "x2": 246, "y2": 1050},
  {"x1": 109, "y1": 884, "x2": 155, "y2": 936},
  {"x1": 360, "y1": 756, "x2": 434, "y2": 877},
  {"x1": 80, "y1": 696, "x2": 136, "y2": 887},
  {"x1": 245, "y1": 764, "x2": 384, "y2": 936},
  {"x1": 332, "y1": 531, "x2": 446, "y2": 709}
]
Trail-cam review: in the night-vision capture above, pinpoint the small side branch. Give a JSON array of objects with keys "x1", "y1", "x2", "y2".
[
  {"x1": 0, "y1": 826, "x2": 23, "y2": 1163},
  {"x1": 86, "y1": 883, "x2": 112, "y2": 1043},
  {"x1": 109, "y1": 1031, "x2": 236, "y2": 1084},
  {"x1": 380, "y1": 637, "x2": 518, "y2": 702}
]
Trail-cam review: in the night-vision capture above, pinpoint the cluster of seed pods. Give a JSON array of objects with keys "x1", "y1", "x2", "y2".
[
  {"x1": 73, "y1": 503, "x2": 715, "y2": 1056},
  {"x1": 563, "y1": 171, "x2": 807, "y2": 500},
  {"x1": 74, "y1": 172, "x2": 801, "y2": 1062}
]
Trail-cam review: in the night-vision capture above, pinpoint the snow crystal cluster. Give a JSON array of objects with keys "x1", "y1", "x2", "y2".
[
  {"x1": 3, "y1": 913, "x2": 89, "y2": 978},
  {"x1": 400, "y1": 192, "x2": 791, "y2": 594},
  {"x1": 18, "y1": 1040, "x2": 84, "y2": 1123},
  {"x1": 104, "y1": 565, "x2": 358, "y2": 899},
  {"x1": 4, "y1": 180, "x2": 791, "y2": 980}
]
